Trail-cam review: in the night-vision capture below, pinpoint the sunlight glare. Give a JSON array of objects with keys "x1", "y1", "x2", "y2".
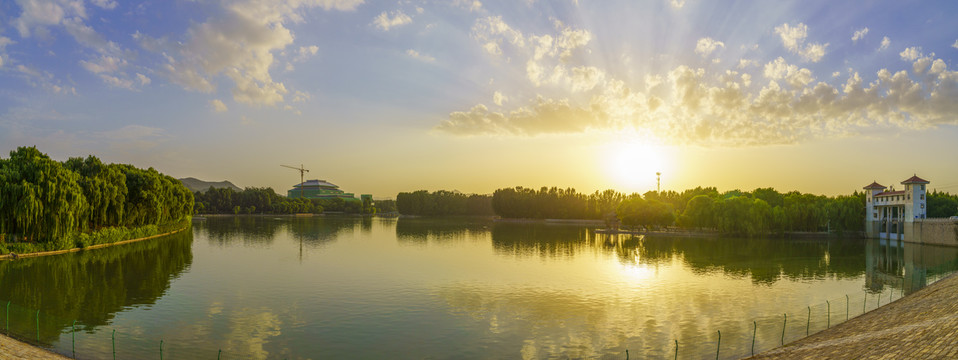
[{"x1": 602, "y1": 139, "x2": 674, "y2": 193}]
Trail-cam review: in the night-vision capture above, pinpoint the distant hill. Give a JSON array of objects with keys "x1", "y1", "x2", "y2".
[{"x1": 179, "y1": 177, "x2": 243, "y2": 193}]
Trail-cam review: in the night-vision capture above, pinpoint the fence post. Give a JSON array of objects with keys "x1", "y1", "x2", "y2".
[
  {"x1": 674, "y1": 339, "x2": 678, "y2": 360},
  {"x1": 751, "y1": 320, "x2": 757, "y2": 356},
  {"x1": 72, "y1": 320, "x2": 76, "y2": 359},
  {"x1": 826, "y1": 300, "x2": 830, "y2": 328},
  {"x1": 5, "y1": 301, "x2": 8, "y2": 334},
  {"x1": 863, "y1": 291, "x2": 867, "y2": 314},
  {"x1": 36, "y1": 310, "x2": 40, "y2": 343},
  {"x1": 782, "y1": 313, "x2": 787, "y2": 345},
  {"x1": 625, "y1": 349, "x2": 629, "y2": 360},
  {"x1": 715, "y1": 330, "x2": 721, "y2": 360},
  {"x1": 160, "y1": 340, "x2": 164, "y2": 360},
  {"x1": 846, "y1": 294, "x2": 849, "y2": 321},
  {"x1": 878, "y1": 292, "x2": 881, "y2": 307},
  {"x1": 112, "y1": 329, "x2": 116, "y2": 360}
]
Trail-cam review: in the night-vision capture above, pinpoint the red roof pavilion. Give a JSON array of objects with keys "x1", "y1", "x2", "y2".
[{"x1": 901, "y1": 175, "x2": 929, "y2": 184}]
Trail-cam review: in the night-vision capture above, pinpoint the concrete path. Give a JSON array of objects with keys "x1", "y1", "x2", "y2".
[
  {"x1": 0, "y1": 335, "x2": 69, "y2": 359},
  {"x1": 749, "y1": 273, "x2": 958, "y2": 359}
]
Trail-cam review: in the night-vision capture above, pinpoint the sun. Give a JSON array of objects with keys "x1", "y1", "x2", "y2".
[{"x1": 602, "y1": 140, "x2": 673, "y2": 193}]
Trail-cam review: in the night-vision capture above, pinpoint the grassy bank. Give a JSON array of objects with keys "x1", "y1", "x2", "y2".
[{"x1": 0, "y1": 218, "x2": 190, "y2": 255}]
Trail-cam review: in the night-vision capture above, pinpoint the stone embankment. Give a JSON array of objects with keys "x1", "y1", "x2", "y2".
[
  {"x1": 0, "y1": 335, "x2": 70, "y2": 359},
  {"x1": 749, "y1": 272, "x2": 958, "y2": 359}
]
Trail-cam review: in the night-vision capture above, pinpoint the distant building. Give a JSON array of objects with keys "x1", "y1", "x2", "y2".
[
  {"x1": 288, "y1": 179, "x2": 368, "y2": 202},
  {"x1": 863, "y1": 175, "x2": 929, "y2": 239}
]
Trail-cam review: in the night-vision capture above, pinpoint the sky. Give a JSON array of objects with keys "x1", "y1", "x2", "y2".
[{"x1": 1, "y1": 0, "x2": 958, "y2": 198}]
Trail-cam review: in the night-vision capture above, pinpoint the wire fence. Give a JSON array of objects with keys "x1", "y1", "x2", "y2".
[{"x1": 2, "y1": 266, "x2": 956, "y2": 359}]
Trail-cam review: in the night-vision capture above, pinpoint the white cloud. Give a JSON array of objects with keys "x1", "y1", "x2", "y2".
[
  {"x1": 79, "y1": 55, "x2": 125, "y2": 74},
  {"x1": 762, "y1": 57, "x2": 814, "y2": 88},
  {"x1": 291, "y1": 90, "x2": 310, "y2": 102},
  {"x1": 900, "y1": 47, "x2": 922, "y2": 61},
  {"x1": 695, "y1": 37, "x2": 724, "y2": 57},
  {"x1": 880, "y1": 36, "x2": 890, "y2": 51},
  {"x1": 493, "y1": 91, "x2": 507, "y2": 106},
  {"x1": 454, "y1": 0, "x2": 482, "y2": 11},
  {"x1": 438, "y1": 51, "x2": 958, "y2": 145},
  {"x1": 210, "y1": 99, "x2": 228, "y2": 112},
  {"x1": 90, "y1": 0, "x2": 117, "y2": 10},
  {"x1": 472, "y1": 16, "x2": 525, "y2": 56},
  {"x1": 99, "y1": 74, "x2": 134, "y2": 89},
  {"x1": 851, "y1": 27, "x2": 869, "y2": 42},
  {"x1": 294, "y1": 45, "x2": 319, "y2": 62},
  {"x1": 143, "y1": 0, "x2": 360, "y2": 106},
  {"x1": 405, "y1": 49, "x2": 435, "y2": 62},
  {"x1": 13, "y1": 0, "x2": 86, "y2": 37},
  {"x1": 669, "y1": 0, "x2": 685, "y2": 9},
  {"x1": 774, "y1": 23, "x2": 828, "y2": 62},
  {"x1": 737, "y1": 59, "x2": 754, "y2": 69},
  {"x1": 952, "y1": 40, "x2": 958, "y2": 49},
  {"x1": 569, "y1": 66, "x2": 605, "y2": 92},
  {"x1": 136, "y1": 73, "x2": 150, "y2": 85},
  {"x1": 373, "y1": 10, "x2": 412, "y2": 31}
]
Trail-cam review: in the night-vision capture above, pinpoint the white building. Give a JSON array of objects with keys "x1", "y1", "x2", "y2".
[{"x1": 863, "y1": 175, "x2": 929, "y2": 239}]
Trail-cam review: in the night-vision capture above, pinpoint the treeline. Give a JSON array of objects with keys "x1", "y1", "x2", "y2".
[
  {"x1": 0, "y1": 147, "x2": 193, "y2": 248},
  {"x1": 395, "y1": 190, "x2": 494, "y2": 216},
  {"x1": 487, "y1": 185, "x2": 867, "y2": 236},
  {"x1": 928, "y1": 191, "x2": 958, "y2": 218},
  {"x1": 193, "y1": 187, "x2": 375, "y2": 214}
]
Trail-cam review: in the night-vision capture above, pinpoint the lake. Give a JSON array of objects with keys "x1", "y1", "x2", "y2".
[{"x1": 2, "y1": 216, "x2": 957, "y2": 359}]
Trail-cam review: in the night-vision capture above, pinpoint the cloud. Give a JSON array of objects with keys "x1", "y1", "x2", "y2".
[
  {"x1": 774, "y1": 23, "x2": 827, "y2": 62},
  {"x1": 373, "y1": 10, "x2": 412, "y2": 31},
  {"x1": 454, "y1": 0, "x2": 482, "y2": 11},
  {"x1": 210, "y1": 99, "x2": 228, "y2": 112},
  {"x1": 141, "y1": 0, "x2": 361, "y2": 106},
  {"x1": 294, "y1": 45, "x2": 319, "y2": 62},
  {"x1": 136, "y1": 73, "x2": 150, "y2": 85},
  {"x1": 437, "y1": 54, "x2": 958, "y2": 146},
  {"x1": 90, "y1": 0, "x2": 117, "y2": 10},
  {"x1": 695, "y1": 37, "x2": 724, "y2": 57},
  {"x1": 879, "y1": 36, "x2": 890, "y2": 51},
  {"x1": 472, "y1": 16, "x2": 525, "y2": 56},
  {"x1": 851, "y1": 27, "x2": 869, "y2": 42},
  {"x1": 493, "y1": 91, "x2": 507, "y2": 106},
  {"x1": 669, "y1": 0, "x2": 685, "y2": 9},
  {"x1": 79, "y1": 55, "x2": 125, "y2": 74},
  {"x1": 437, "y1": 97, "x2": 605, "y2": 136},
  {"x1": 405, "y1": 49, "x2": 435, "y2": 62},
  {"x1": 14, "y1": 64, "x2": 76, "y2": 94},
  {"x1": 952, "y1": 40, "x2": 958, "y2": 49},
  {"x1": 762, "y1": 57, "x2": 814, "y2": 88},
  {"x1": 13, "y1": 0, "x2": 86, "y2": 37}
]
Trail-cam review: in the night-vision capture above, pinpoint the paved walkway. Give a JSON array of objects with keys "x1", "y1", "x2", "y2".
[
  {"x1": 0, "y1": 335, "x2": 69, "y2": 359},
  {"x1": 749, "y1": 273, "x2": 958, "y2": 359}
]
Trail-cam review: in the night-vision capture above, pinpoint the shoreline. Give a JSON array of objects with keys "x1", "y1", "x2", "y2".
[
  {"x1": 0, "y1": 226, "x2": 189, "y2": 261},
  {"x1": 748, "y1": 272, "x2": 958, "y2": 359}
]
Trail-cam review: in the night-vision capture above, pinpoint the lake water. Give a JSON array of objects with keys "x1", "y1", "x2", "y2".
[{"x1": 2, "y1": 216, "x2": 957, "y2": 359}]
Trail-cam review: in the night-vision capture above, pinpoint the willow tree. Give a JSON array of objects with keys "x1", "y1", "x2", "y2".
[
  {"x1": 65, "y1": 156, "x2": 128, "y2": 229},
  {"x1": 0, "y1": 147, "x2": 87, "y2": 243}
]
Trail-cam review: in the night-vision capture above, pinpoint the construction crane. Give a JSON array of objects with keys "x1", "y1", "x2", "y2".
[{"x1": 281, "y1": 164, "x2": 310, "y2": 198}]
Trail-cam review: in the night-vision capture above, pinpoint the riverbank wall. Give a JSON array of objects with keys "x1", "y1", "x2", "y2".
[
  {"x1": 902, "y1": 218, "x2": 958, "y2": 247},
  {"x1": 0, "y1": 226, "x2": 189, "y2": 261}
]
